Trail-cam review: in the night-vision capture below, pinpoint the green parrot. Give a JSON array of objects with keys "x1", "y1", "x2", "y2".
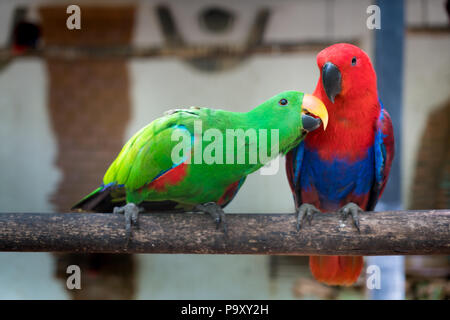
[{"x1": 72, "y1": 91, "x2": 328, "y2": 240}]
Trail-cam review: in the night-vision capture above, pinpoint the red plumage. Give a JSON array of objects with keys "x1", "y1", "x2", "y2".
[
  {"x1": 145, "y1": 161, "x2": 188, "y2": 192},
  {"x1": 287, "y1": 43, "x2": 394, "y2": 286},
  {"x1": 307, "y1": 44, "x2": 380, "y2": 162}
]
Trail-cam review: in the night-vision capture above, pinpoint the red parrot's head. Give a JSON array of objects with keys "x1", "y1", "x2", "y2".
[
  {"x1": 307, "y1": 43, "x2": 381, "y2": 160},
  {"x1": 315, "y1": 43, "x2": 377, "y2": 106}
]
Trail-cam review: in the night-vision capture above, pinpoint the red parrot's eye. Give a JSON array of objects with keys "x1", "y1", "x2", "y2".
[
  {"x1": 351, "y1": 57, "x2": 357, "y2": 66},
  {"x1": 279, "y1": 98, "x2": 288, "y2": 106}
]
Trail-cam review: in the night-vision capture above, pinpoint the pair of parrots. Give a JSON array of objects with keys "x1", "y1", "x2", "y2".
[{"x1": 73, "y1": 43, "x2": 394, "y2": 286}]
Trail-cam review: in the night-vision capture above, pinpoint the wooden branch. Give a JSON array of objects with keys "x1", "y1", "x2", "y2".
[
  {"x1": 0, "y1": 40, "x2": 359, "y2": 60},
  {"x1": 0, "y1": 210, "x2": 448, "y2": 255}
]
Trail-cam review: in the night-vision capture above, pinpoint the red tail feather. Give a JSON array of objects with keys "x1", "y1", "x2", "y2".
[{"x1": 309, "y1": 255, "x2": 363, "y2": 286}]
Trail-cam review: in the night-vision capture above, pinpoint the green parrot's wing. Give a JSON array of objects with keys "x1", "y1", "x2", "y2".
[{"x1": 103, "y1": 108, "x2": 202, "y2": 191}]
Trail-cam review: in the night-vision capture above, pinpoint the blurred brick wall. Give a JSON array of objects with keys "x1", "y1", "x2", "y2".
[
  {"x1": 46, "y1": 58, "x2": 131, "y2": 210},
  {"x1": 40, "y1": 5, "x2": 136, "y2": 299},
  {"x1": 406, "y1": 100, "x2": 449, "y2": 298},
  {"x1": 410, "y1": 100, "x2": 450, "y2": 210},
  {"x1": 40, "y1": 6, "x2": 134, "y2": 46}
]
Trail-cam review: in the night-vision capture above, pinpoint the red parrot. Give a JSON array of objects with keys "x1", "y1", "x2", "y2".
[{"x1": 286, "y1": 43, "x2": 394, "y2": 286}]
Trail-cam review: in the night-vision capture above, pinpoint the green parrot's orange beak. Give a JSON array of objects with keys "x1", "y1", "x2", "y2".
[{"x1": 301, "y1": 94, "x2": 328, "y2": 131}]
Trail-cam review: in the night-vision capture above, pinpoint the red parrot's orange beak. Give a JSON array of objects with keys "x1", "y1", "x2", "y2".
[{"x1": 302, "y1": 94, "x2": 328, "y2": 131}]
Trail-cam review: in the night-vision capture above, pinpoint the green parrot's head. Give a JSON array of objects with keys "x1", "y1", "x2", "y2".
[
  {"x1": 248, "y1": 90, "x2": 328, "y2": 154},
  {"x1": 252, "y1": 90, "x2": 327, "y2": 137}
]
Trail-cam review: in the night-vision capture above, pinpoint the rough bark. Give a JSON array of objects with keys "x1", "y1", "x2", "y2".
[{"x1": 0, "y1": 210, "x2": 448, "y2": 255}]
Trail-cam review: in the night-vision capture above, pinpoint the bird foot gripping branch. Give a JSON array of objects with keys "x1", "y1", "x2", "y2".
[
  {"x1": 113, "y1": 203, "x2": 142, "y2": 244},
  {"x1": 296, "y1": 203, "x2": 320, "y2": 231},
  {"x1": 296, "y1": 202, "x2": 363, "y2": 233},
  {"x1": 194, "y1": 202, "x2": 227, "y2": 233},
  {"x1": 113, "y1": 202, "x2": 228, "y2": 244},
  {"x1": 338, "y1": 202, "x2": 364, "y2": 233}
]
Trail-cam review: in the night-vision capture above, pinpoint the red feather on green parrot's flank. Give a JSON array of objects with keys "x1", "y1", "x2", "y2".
[{"x1": 145, "y1": 161, "x2": 189, "y2": 193}]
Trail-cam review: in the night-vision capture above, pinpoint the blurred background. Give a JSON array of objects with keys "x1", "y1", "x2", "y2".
[{"x1": 0, "y1": 0, "x2": 448, "y2": 299}]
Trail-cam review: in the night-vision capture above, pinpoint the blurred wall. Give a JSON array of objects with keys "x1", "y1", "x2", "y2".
[
  {"x1": 0, "y1": 59, "x2": 67, "y2": 299},
  {"x1": 403, "y1": 32, "x2": 450, "y2": 206}
]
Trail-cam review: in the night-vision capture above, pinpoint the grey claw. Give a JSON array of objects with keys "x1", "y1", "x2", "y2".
[
  {"x1": 125, "y1": 218, "x2": 132, "y2": 242},
  {"x1": 221, "y1": 212, "x2": 228, "y2": 234},
  {"x1": 307, "y1": 212, "x2": 314, "y2": 225},
  {"x1": 296, "y1": 204, "x2": 320, "y2": 231},
  {"x1": 113, "y1": 203, "x2": 141, "y2": 244},
  {"x1": 195, "y1": 202, "x2": 227, "y2": 234},
  {"x1": 296, "y1": 211, "x2": 303, "y2": 231},
  {"x1": 339, "y1": 202, "x2": 363, "y2": 233},
  {"x1": 220, "y1": 214, "x2": 228, "y2": 234},
  {"x1": 352, "y1": 210, "x2": 360, "y2": 232}
]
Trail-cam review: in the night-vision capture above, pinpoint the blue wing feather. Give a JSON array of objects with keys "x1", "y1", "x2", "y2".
[
  {"x1": 367, "y1": 100, "x2": 395, "y2": 210},
  {"x1": 286, "y1": 101, "x2": 394, "y2": 211}
]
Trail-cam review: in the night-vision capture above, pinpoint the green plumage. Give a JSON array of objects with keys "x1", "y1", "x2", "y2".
[{"x1": 73, "y1": 91, "x2": 309, "y2": 212}]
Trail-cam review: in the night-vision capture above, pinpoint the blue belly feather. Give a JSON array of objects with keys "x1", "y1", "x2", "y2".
[{"x1": 300, "y1": 146, "x2": 375, "y2": 205}]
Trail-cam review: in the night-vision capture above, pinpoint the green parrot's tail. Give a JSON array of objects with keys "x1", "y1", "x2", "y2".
[
  {"x1": 72, "y1": 184, "x2": 181, "y2": 213},
  {"x1": 71, "y1": 185, "x2": 121, "y2": 212}
]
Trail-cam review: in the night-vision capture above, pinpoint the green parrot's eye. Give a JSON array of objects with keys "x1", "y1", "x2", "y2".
[
  {"x1": 279, "y1": 98, "x2": 288, "y2": 106},
  {"x1": 351, "y1": 57, "x2": 357, "y2": 66}
]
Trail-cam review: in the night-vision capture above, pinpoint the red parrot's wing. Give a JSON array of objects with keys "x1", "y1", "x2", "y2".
[
  {"x1": 367, "y1": 104, "x2": 395, "y2": 210},
  {"x1": 285, "y1": 142, "x2": 305, "y2": 208}
]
